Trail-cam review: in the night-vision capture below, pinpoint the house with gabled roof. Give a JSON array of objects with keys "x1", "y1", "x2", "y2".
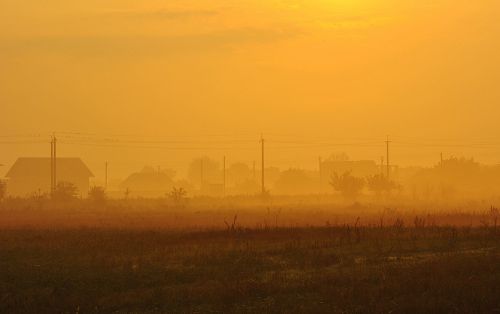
[{"x1": 5, "y1": 158, "x2": 94, "y2": 197}]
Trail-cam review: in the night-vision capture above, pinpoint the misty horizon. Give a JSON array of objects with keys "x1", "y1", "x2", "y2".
[
  {"x1": 1, "y1": 1, "x2": 499, "y2": 313},
  {"x1": 3, "y1": 132, "x2": 500, "y2": 181}
]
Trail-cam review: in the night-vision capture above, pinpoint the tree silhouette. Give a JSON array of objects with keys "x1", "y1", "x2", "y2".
[
  {"x1": 167, "y1": 187, "x2": 188, "y2": 207},
  {"x1": 124, "y1": 188, "x2": 131, "y2": 200},
  {"x1": 53, "y1": 181, "x2": 79, "y2": 201},
  {"x1": 88, "y1": 186, "x2": 107, "y2": 204},
  {"x1": 330, "y1": 171, "x2": 365, "y2": 200},
  {"x1": 366, "y1": 174, "x2": 399, "y2": 196},
  {"x1": 0, "y1": 180, "x2": 6, "y2": 201}
]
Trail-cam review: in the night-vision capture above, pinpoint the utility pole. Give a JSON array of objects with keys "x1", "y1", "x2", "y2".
[
  {"x1": 253, "y1": 161, "x2": 256, "y2": 182},
  {"x1": 51, "y1": 133, "x2": 57, "y2": 193},
  {"x1": 261, "y1": 135, "x2": 265, "y2": 195},
  {"x1": 380, "y1": 156, "x2": 384, "y2": 176},
  {"x1": 54, "y1": 134, "x2": 57, "y2": 189},
  {"x1": 440, "y1": 152, "x2": 443, "y2": 165},
  {"x1": 318, "y1": 156, "x2": 323, "y2": 192},
  {"x1": 223, "y1": 156, "x2": 226, "y2": 197},
  {"x1": 50, "y1": 133, "x2": 58, "y2": 195},
  {"x1": 385, "y1": 135, "x2": 390, "y2": 179},
  {"x1": 200, "y1": 159, "x2": 204, "y2": 190},
  {"x1": 50, "y1": 137, "x2": 54, "y2": 193},
  {"x1": 105, "y1": 162, "x2": 108, "y2": 190}
]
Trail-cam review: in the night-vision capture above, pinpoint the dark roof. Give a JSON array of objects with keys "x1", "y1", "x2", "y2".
[
  {"x1": 5, "y1": 158, "x2": 94, "y2": 178},
  {"x1": 120, "y1": 171, "x2": 174, "y2": 191}
]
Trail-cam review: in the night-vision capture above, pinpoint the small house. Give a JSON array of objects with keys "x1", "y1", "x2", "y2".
[{"x1": 5, "y1": 158, "x2": 94, "y2": 197}]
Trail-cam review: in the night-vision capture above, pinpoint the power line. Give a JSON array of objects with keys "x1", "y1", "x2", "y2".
[
  {"x1": 6, "y1": 130, "x2": 500, "y2": 149},
  {"x1": 0, "y1": 140, "x2": 48, "y2": 144},
  {"x1": 50, "y1": 134, "x2": 57, "y2": 195},
  {"x1": 57, "y1": 141, "x2": 258, "y2": 151},
  {"x1": 223, "y1": 156, "x2": 226, "y2": 197}
]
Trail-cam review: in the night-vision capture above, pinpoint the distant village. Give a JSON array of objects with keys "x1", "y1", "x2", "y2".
[{"x1": 2, "y1": 154, "x2": 500, "y2": 200}]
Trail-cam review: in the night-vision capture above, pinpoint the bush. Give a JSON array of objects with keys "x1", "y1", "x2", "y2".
[
  {"x1": 53, "y1": 181, "x2": 79, "y2": 201},
  {"x1": 330, "y1": 171, "x2": 365, "y2": 200},
  {"x1": 366, "y1": 174, "x2": 400, "y2": 196},
  {"x1": 0, "y1": 180, "x2": 6, "y2": 201},
  {"x1": 167, "y1": 187, "x2": 188, "y2": 207},
  {"x1": 88, "y1": 186, "x2": 107, "y2": 204}
]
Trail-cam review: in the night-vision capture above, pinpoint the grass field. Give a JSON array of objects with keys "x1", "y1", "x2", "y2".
[
  {"x1": 0, "y1": 198, "x2": 499, "y2": 313},
  {"x1": 1, "y1": 214, "x2": 499, "y2": 313}
]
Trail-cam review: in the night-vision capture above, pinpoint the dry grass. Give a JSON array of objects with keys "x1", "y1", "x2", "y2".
[
  {"x1": 0, "y1": 196, "x2": 498, "y2": 230},
  {"x1": 0, "y1": 198, "x2": 499, "y2": 313}
]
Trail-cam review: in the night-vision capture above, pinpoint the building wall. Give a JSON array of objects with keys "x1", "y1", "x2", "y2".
[
  {"x1": 7, "y1": 175, "x2": 90, "y2": 197},
  {"x1": 7, "y1": 176, "x2": 51, "y2": 197}
]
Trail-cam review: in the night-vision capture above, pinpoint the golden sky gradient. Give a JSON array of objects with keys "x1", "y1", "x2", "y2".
[{"x1": 1, "y1": 0, "x2": 500, "y2": 179}]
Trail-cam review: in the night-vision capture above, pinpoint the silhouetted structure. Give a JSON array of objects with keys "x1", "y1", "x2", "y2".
[
  {"x1": 5, "y1": 158, "x2": 94, "y2": 197},
  {"x1": 119, "y1": 166, "x2": 175, "y2": 197}
]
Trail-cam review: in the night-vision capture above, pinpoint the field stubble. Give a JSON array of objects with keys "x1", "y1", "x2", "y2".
[{"x1": 0, "y1": 199, "x2": 499, "y2": 313}]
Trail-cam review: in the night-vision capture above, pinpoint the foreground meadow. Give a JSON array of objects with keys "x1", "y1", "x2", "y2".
[{"x1": 0, "y1": 198, "x2": 499, "y2": 313}]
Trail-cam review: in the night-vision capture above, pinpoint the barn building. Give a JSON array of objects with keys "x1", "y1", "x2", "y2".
[{"x1": 5, "y1": 158, "x2": 94, "y2": 197}]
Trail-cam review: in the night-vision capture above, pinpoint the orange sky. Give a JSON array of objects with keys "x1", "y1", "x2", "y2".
[{"x1": 1, "y1": 0, "x2": 500, "y2": 180}]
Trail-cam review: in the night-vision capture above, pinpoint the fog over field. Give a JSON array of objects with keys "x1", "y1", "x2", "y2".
[
  {"x1": 1, "y1": 0, "x2": 500, "y2": 178},
  {"x1": 1, "y1": 0, "x2": 500, "y2": 313}
]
